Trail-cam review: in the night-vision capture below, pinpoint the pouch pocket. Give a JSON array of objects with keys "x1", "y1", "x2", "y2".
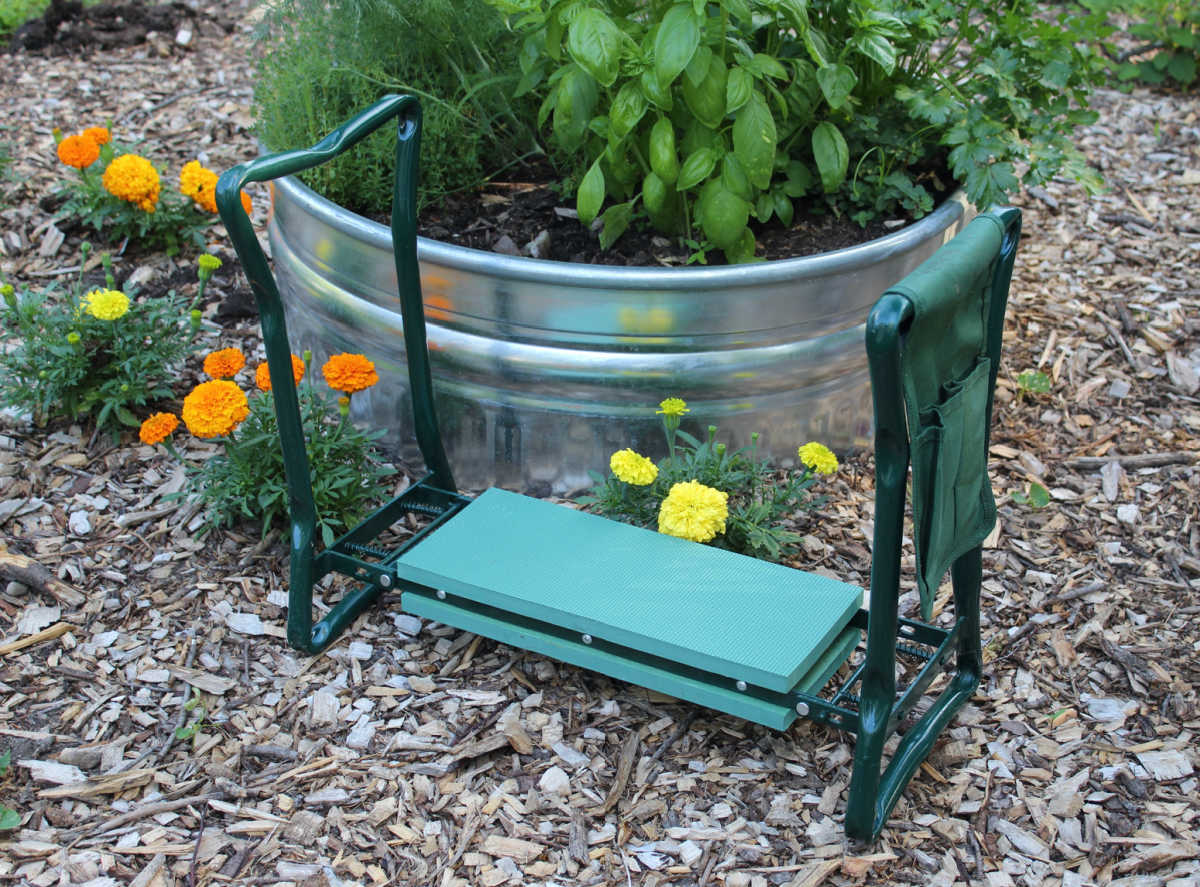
[{"x1": 911, "y1": 356, "x2": 995, "y2": 616}]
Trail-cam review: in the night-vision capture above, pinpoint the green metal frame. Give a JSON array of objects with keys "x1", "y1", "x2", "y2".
[
  {"x1": 216, "y1": 95, "x2": 1021, "y2": 842},
  {"x1": 216, "y1": 95, "x2": 470, "y2": 654}
]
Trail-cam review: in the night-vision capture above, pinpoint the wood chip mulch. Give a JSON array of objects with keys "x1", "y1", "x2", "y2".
[{"x1": 1, "y1": 4, "x2": 1198, "y2": 885}]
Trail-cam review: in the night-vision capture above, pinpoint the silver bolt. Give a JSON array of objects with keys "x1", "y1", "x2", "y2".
[
  {"x1": 735, "y1": 680, "x2": 747, "y2": 692},
  {"x1": 795, "y1": 702, "x2": 810, "y2": 716},
  {"x1": 436, "y1": 589, "x2": 446, "y2": 600},
  {"x1": 379, "y1": 573, "x2": 392, "y2": 588},
  {"x1": 581, "y1": 634, "x2": 593, "y2": 645}
]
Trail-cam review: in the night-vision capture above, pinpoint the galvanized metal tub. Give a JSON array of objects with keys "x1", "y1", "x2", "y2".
[{"x1": 269, "y1": 175, "x2": 971, "y2": 494}]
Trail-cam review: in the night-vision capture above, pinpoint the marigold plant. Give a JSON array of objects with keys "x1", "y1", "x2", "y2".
[
  {"x1": 139, "y1": 412, "x2": 179, "y2": 445},
  {"x1": 321, "y1": 353, "x2": 379, "y2": 395},
  {"x1": 798, "y1": 442, "x2": 839, "y2": 476},
  {"x1": 179, "y1": 160, "x2": 219, "y2": 213},
  {"x1": 52, "y1": 126, "x2": 216, "y2": 254},
  {"x1": 143, "y1": 348, "x2": 394, "y2": 543},
  {"x1": 203, "y1": 347, "x2": 246, "y2": 379},
  {"x1": 57, "y1": 133, "x2": 100, "y2": 170},
  {"x1": 658, "y1": 480, "x2": 729, "y2": 543},
  {"x1": 182, "y1": 380, "x2": 250, "y2": 438},
  {"x1": 610, "y1": 449, "x2": 657, "y2": 486},
  {"x1": 82, "y1": 126, "x2": 111, "y2": 146},
  {"x1": 255, "y1": 355, "x2": 305, "y2": 391},
  {"x1": 0, "y1": 248, "x2": 201, "y2": 431},
  {"x1": 82, "y1": 287, "x2": 129, "y2": 321},
  {"x1": 579, "y1": 396, "x2": 837, "y2": 560}
]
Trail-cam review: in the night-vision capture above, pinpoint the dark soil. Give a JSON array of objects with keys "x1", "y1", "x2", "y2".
[
  {"x1": 6, "y1": 0, "x2": 197, "y2": 54},
  {"x1": 416, "y1": 158, "x2": 949, "y2": 265}
]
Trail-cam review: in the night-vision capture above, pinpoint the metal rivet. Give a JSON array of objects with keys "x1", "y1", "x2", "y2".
[
  {"x1": 736, "y1": 680, "x2": 747, "y2": 692},
  {"x1": 581, "y1": 634, "x2": 593, "y2": 645},
  {"x1": 379, "y1": 574, "x2": 392, "y2": 588},
  {"x1": 436, "y1": 589, "x2": 446, "y2": 600},
  {"x1": 795, "y1": 702, "x2": 810, "y2": 716}
]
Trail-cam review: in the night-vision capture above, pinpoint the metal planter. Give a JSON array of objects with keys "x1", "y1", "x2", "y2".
[{"x1": 268, "y1": 174, "x2": 971, "y2": 493}]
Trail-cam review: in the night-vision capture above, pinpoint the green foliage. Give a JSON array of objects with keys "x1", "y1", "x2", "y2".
[
  {"x1": 1012, "y1": 481, "x2": 1051, "y2": 509},
  {"x1": 1082, "y1": 0, "x2": 1198, "y2": 89},
  {"x1": 1016, "y1": 369, "x2": 1052, "y2": 397},
  {"x1": 578, "y1": 402, "x2": 833, "y2": 561},
  {"x1": 253, "y1": 0, "x2": 538, "y2": 215},
  {"x1": 53, "y1": 132, "x2": 210, "y2": 256},
  {"x1": 491, "y1": 0, "x2": 1107, "y2": 260},
  {"x1": 0, "y1": 0, "x2": 46, "y2": 36},
  {"x1": 0, "y1": 250, "x2": 201, "y2": 432},
  {"x1": 0, "y1": 748, "x2": 18, "y2": 831},
  {"x1": 176, "y1": 354, "x2": 395, "y2": 544},
  {"x1": 174, "y1": 688, "x2": 210, "y2": 745}
]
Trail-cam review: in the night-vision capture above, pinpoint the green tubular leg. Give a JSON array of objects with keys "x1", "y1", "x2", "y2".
[
  {"x1": 845, "y1": 207, "x2": 1021, "y2": 840},
  {"x1": 216, "y1": 95, "x2": 457, "y2": 653}
]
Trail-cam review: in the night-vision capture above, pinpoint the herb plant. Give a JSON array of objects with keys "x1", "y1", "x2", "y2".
[
  {"x1": 52, "y1": 126, "x2": 215, "y2": 255},
  {"x1": 253, "y1": 0, "x2": 538, "y2": 214},
  {"x1": 143, "y1": 347, "x2": 395, "y2": 544},
  {"x1": 0, "y1": 247, "x2": 202, "y2": 431},
  {"x1": 578, "y1": 397, "x2": 837, "y2": 561},
  {"x1": 487, "y1": 0, "x2": 1106, "y2": 260}
]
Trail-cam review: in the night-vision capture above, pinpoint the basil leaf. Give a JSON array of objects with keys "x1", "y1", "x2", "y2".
[
  {"x1": 577, "y1": 157, "x2": 606, "y2": 226},
  {"x1": 732, "y1": 91, "x2": 776, "y2": 189},
  {"x1": 852, "y1": 32, "x2": 897, "y2": 75},
  {"x1": 599, "y1": 199, "x2": 635, "y2": 250},
  {"x1": 654, "y1": 4, "x2": 700, "y2": 90},
  {"x1": 676, "y1": 147, "x2": 719, "y2": 191},
  {"x1": 568, "y1": 8, "x2": 623, "y2": 87},
  {"x1": 816, "y1": 63, "x2": 858, "y2": 110},
  {"x1": 610, "y1": 81, "x2": 648, "y2": 139},
  {"x1": 812, "y1": 121, "x2": 849, "y2": 192},
  {"x1": 726, "y1": 66, "x2": 753, "y2": 114}
]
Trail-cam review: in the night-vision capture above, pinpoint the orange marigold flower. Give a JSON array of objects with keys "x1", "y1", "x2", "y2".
[
  {"x1": 179, "y1": 159, "x2": 219, "y2": 213},
  {"x1": 139, "y1": 412, "x2": 179, "y2": 445},
  {"x1": 57, "y1": 133, "x2": 100, "y2": 169},
  {"x1": 102, "y1": 154, "x2": 161, "y2": 212},
  {"x1": 182, "y1": 380, "x2": 249, "y2": 438},
  {"x1": 241, "y1": 190, "x2": 253, "y2": 215},
  {"x1": 321, "y1": 353, "x2": 379, "y2": 394},
  {"x1": 255, "y1": 354, "x2": 305, "y2": 392},
  {"x1": 82, "y1": 126, "x2": 111, "y2": 146},
  {"x1": 203, "y1": 347, "x2": 246, "y2": 379}
]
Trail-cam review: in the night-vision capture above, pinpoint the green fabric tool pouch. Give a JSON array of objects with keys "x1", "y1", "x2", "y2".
[
  {"x1": 908, "y1": 357, "x2": 995, "y2": 618},
  {"x1": 891, "y1": 213, "x2": 1004, "y2": 619}
]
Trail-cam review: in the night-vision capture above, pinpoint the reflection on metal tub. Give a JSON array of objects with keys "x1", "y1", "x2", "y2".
[{"x1": 269, "y1": 173, "x2": 972, "y2": 493}]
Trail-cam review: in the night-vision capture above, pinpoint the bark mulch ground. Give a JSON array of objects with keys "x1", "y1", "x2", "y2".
[{"x1": 0, "y1": 3, "x2": 1199, "y2": 885}]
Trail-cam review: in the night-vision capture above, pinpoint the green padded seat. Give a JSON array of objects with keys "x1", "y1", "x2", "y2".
[{"x1": 395, "y1": 488, "x2": 862, "y2": 728}]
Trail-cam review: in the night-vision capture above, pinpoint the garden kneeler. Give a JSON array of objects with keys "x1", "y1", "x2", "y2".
[{"x1": 216, "y1": 94, "x2": 1021, "y2": 842}]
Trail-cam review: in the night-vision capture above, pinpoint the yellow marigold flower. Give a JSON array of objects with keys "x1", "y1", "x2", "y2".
[
  {"x1": 656, "y1": 397, "x2": 689, "y2": 417},
  {"x1": 82, "y1": 126, "x2": 111, "y2": 146},
  {"x1": 197, "y1": 254, "x2": 222, "y2": 272},
  {"x1": 255, "y1": 355, "x2": 305, "y2": 392},
  {"x1": 83, "y1": 288, "x2": 129, "y2": 320},
  {"x1": 179, "y1": 159, "x2": 219, "y2": 213},
  {"x1": 658, "y1": 480, "x2": 728, "y2": 543},
  {"x1": 182, "y1": 380, "x2": 249, "y2": 438},
  {"x1": 139, "y1": 412, "x2": 179, "y2": 445},
  {"x1": 102, "y1": 154, "x2": 161, "y2": 212},
  {"x1": 610, "y1": 449, "x2": 658, "y2": 486},
  {"x1": 798, "y1": 442, "x2": 838, "y2": 475},
  {"x1": 203, "y1": 347, "x2": 246, "y2": 379},
  {"x1": 57, "y1": 133, "x2": 100, "y2": 169},
  {"x1": 321, "y1": 353, "x2": 379, "y2": 394},
  {"x1": 67, "y1": 331, "x2": 81, "y2": 345}
]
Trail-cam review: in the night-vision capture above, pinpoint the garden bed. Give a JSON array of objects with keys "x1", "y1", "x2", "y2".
[{"x1": 1, "y1": 2, "x2": 1199, "y2": 884}]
